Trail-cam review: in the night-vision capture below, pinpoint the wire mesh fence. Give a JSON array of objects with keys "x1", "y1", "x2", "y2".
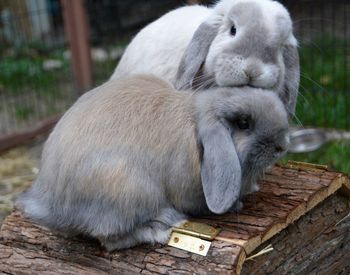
[
  {"x1": 0, "y1": 0, "x2": 187, "y2": 137},
  {"x1": 284, "y1": 0, "x2": 350, "y2": 130},
  {"x1": 0, "y1": 0, "x2": 349, "y2": 140},
  {"x1": 88, "y1": 0, "x2": 350, "y2": 130},
  {"x1": 0, "y1": 0, "x2": 75, "y2": 135},
  {"x1": 86, "y1": 0, "x2": 187, "y2": 87}
]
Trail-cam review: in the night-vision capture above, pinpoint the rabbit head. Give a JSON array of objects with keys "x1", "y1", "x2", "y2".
[
  {"x1": 176, "y1": 0, "x2": 300, "y2": 118},
  {"x1": 196, "y1": 86, "x2": 289, "y2": 212}
]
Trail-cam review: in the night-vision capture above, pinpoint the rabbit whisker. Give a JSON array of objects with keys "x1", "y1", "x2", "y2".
[
  {"x1": 297, "y1": 85, "x2": 311, "y2": 107},
  {"x1": 292, "y1": 113, "x2": 304, "y2": 128},
  {"x1": 300, "y1": 72, "x2": 324, "y2": 91},
  {"x1": 190, "y1": 77, "x2": 216, "y2": 94}
]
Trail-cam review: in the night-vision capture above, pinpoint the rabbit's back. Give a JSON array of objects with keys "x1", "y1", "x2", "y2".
[{"x1": 18, "y1": 76, "x2": 203, "y2": 236}]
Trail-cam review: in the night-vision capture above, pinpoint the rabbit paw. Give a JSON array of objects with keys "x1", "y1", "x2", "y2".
[{"x1": 101, "y1": 207, "x2": 187, "y2": 251}]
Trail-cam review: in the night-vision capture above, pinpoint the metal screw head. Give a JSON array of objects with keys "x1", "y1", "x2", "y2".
[
  {"x1": 199, "y1": 244, "x2": 205, "y2": 251},
  {"x1": 174, "y1": 237, "x2": 179, "y2": 243}
]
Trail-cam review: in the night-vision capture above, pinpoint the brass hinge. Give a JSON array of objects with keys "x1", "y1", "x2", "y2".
[{"x1": 168, "y1": 222, "x2": 221, "y2": 256}]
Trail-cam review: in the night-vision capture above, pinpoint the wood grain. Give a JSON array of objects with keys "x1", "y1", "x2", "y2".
[
  {"x1": 194, "y1": 163, "x2": 350, "y2": 254},
  {"x1": 242, "y1": 192, "x2": 350, "y2": 275},
  {"x1": 0, "y1": 162, "x2": 349, "y2": 274}
]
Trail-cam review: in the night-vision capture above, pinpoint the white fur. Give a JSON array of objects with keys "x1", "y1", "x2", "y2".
[
  {"x1": 216, "y1": 0, "x2": 296, "y2": 43},
  {"x1": 111, "y1": 6, "x2": 211, "y2": 82},
  {"x1": 111, "y1": 0, "x2": 297, "y2": 82}
]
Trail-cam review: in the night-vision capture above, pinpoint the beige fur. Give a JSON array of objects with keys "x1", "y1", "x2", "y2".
[
  {"x1": 17, "y1": 75, "x2": 289, "y2": 250},
  {"x1": 51, "y1": 76, "x2": 202, "y2": 211}
]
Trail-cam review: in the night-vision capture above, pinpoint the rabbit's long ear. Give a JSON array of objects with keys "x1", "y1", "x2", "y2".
[
  {"x1": 199, "y1": 120, "x2": 241, "y2": 214},
  {"x1": 280, "y1": 44, "x2": 300, "y2": 119},
  {"x1": 175, "y1": 21, "x2": 218, "y2": 90}
]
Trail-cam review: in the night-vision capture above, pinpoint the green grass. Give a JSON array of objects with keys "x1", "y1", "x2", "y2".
[
  {"x1": 0, "y1": 43, "x2": 73, "y2": 120},
  {"x1": 294, "y1": 90, "x2": 349, "y2": 130},
  {"x1": 94, "y1": 58, "x2": 119, "y2": 86},
  {"x1": 300, "y1": 39, "x2": 350, "y2": 91},
  {"x1": 294, "y1": 37, "x2": 350, "y2": 130},
  {"x1": 1, "y1": 38, "x2": 349, "y2": 173},
  {"x1": 0, "y1": 54, "x2": 70, "y2": 95},
  {"x1": 286, "y1": 38, "x2": 350, "y2": 174},
  {"x1": 280, "y1": 140, "x2": 350, "y2": 174},
  {"x1": 14, "y1": 105, "x2": 33, "y2": 120}
]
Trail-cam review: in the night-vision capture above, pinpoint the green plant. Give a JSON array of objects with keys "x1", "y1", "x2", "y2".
[
  {"x1": 287, "y1": 37, "x2": 350, "y2": 173},
  {"x1": 294, "y1": 37, "x2": 350, "y2": 130},
  {"x1": 15, "y1": 105, "x2": 33, "y2": 120},
  {"x1": 0, "y1": 41, "x2": 71, "y2": 96}
]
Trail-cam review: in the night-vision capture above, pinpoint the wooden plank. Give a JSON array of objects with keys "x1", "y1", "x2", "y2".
[
  {"x1": 0, "y1": 163, "x2": 349, "y2": 274},
  {"x1": 0, "y1": 211, "x2": 244, "y2": 274},
  {"x1": 61, "y1": 0, "x2": 93, "y2": 92},
  {"x1": 0, "y1": 244, "x2": 106, "y2": 275},
  {"x1": 0, "y1": 116, "x2": 59, "y2": 153},
  {"x1": 193, "y1": 164, "x2": 349, "y2": 254},
  {"x1": 241, "y1": 193, "x2": 350, "y2": 275},
  {"x1": 340, "y1": 177, "x2": 350, "y2": 197}
]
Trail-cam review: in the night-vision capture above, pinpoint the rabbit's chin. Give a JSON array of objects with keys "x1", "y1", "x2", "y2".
[{"x1": 241, "y1": 163, "x2": 267, "y2": 195}]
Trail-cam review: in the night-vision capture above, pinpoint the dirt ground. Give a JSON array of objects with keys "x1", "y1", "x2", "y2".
[{"x1": 0, "y1": 137, "x2": 44, "y2": 225}]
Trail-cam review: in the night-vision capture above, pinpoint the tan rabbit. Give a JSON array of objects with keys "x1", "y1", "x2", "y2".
[{"x1": 17, "y1": 75, "x2": 289, "y2": 251}]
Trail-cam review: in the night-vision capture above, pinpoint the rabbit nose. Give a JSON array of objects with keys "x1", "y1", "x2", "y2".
[
  {"x1": 245, "y1": 60, "x2": 279, "y2": 89},
  {"x1": 275, "y1": 144, "x2": 286, "y2": 153},
  {"x1": 275, "y1": 135, "x2": 290, "y2": 152}
]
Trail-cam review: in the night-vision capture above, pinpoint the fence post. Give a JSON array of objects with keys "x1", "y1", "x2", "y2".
[{"x1": 61, "y1": 0, "x2": 93, "y2": 93}]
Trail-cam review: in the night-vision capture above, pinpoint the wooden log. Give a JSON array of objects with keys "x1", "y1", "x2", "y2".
[
  {"x1": 194, "y1": 163, "x2": 349, "y2": 253},
  {"x1": 242, "y1": 192, "x2": 350, "y2": 274},
  {"x1": 0, "y1": 210, "x2": 242, "y2": 274},
  {"x1": 0, "y1": 162, "x2": 349, "y2": 274},
  {"x1": 0, "y1": 116, "x2": 59, "y2": 153}
]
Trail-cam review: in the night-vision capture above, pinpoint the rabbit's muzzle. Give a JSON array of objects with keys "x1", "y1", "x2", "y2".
[{"x1": 214, "y1": 54, "x2": 281, "y2": 90}]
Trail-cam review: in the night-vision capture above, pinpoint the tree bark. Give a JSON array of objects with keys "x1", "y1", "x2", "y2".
[
  {"x1": 242, "y1": 193, "x2": 350, "y2": 275},
  {"x1": 0, "y1": 163, "x2": 349, "y2": 274},
  {"x1": 0, "y1": 210, "x2": 242, "y2": 275}
]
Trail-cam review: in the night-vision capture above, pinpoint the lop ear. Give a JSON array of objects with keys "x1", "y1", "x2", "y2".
[
  {"x1": 175, "y1": 21, "x2": 218, "y2": 90},
  {"x1": 199, "y1": 120, "x2": 241, "y2": 214},
  {"x1": 280, "y1": 44, "x2": 300, "y2": 119}
]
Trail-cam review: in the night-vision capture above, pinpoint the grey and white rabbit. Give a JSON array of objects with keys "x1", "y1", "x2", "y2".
[
  {"x1": 111, "y1": 0, "x2": 300, "y2": 118},
  {"x1": 17, "y1": 75, "x2": 289, "y2": 251}
]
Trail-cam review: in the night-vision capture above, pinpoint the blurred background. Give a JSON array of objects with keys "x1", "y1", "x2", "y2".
[{"x1": 0, "y1": 0, "x2": 349, "y2": 223}]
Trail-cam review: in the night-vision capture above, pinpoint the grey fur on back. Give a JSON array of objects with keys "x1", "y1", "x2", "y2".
[
  {"x1": 17, "y1": 75, "x2": 289, "y2": 249},
  {"x1": 19, "y1": 76, "x2": 204, "y2": 237}
]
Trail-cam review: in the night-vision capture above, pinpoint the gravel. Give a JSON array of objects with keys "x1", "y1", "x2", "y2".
[{"x1": 0, "y1": 137, "x2": 44, "y2": 224}]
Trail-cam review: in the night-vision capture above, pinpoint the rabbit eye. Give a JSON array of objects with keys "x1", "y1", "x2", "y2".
[
  {"x1": 230, "y1": 25, "x2": 237, "y2": 36},
  {"x1": 237, "y1": 118, "x2": 249, "y2": 130}
]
